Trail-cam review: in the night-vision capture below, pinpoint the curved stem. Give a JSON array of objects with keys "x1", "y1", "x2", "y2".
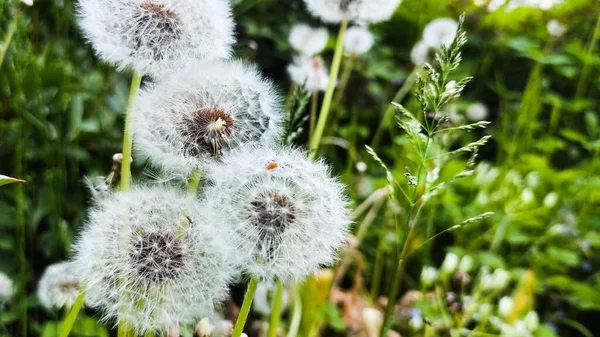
[
  {"x1": 286, "y1": 287, "x2": 302, "y2": 337},
  {"x1": 120, "y1": 73, "x2": 142, "y2": 191},
  {"x1": 309, "y1": 19, "x2": 348, "y2": 157},
  {"x1": 0, "y1": 19, "x2": 16, "y2": 70},
  {"x1": 309, "y1": 92, "x2": 318, "y2": 140},
  {"x1": 232, "y1": 278, "x2": 260, "y2": 337},
  {"x1": 268, "y1": 279, "x2": 284, "y2": 337}
]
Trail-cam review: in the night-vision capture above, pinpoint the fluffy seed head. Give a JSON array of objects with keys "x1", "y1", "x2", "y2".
[
  {"x1": 0, "y1": 272, "x2": 13, "y2": 305},
  {"x1": 303, "y1": 0, "x2": 402, "y2": 24},
  {"x1": 289, "y1": 24, "x2": 329, "y2": 56},
  {"x1": 466, "y1": 102, "x2": 489, "y2": 121},
  {"x1": 72, "y1": 186, "x2": 231, "y2": 335},
  {"x1": 410, "y1": 40, "x2": 429, "y2": 65},
  {"x1": 37, "y1": 262, "x2": 82, "y2": 311},
  {"x1": 287, "y1": 56, "x2": 330, "y2": 92},
  {"x1": 77, "y1": 0, "x2": 235, "y2": 76},
  {"x1": 344, "y1": 26, "x2": 374, "y2": 55},
  {"x1": 132, "y1": 59, "x2": 283, "y2": 177},
  {"x1": 202, "y1": 146, "x2": 351, "y2": 282},
  {"x1": 422, "y1": 18, "x2": 459, "y2": 48}
]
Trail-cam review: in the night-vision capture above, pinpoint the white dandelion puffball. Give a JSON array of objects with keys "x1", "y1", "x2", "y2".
[
  {"x1": 344, "y1": 26, "x2": 374, "y2": 55},
  {"x1": 203, "y1": 146, "x2": 351, "y2": 282},
  {"x1": 410, "y1": 40, "x2": 429, "y2": 65},
  {"x1": 77, "y1": 0, "x2": 235, "y2": 76},
  {"x1": 37, "y1": 262, "x2": 82, "y2": 310},
  {"x1": 72, "y1": 186, "x2": 232, "y2": 335},
  {"x1": 289, "y1": 24, "x2": 329, "y2": 56},
  {"x1": 0, "y1": 272, "x2": 13, "y2": 305},
  {"x1": 132, "y1": 59, "x2": 283, "y2": 177},
  {"x1": 303, "y1": 0, "x2": 402, "y2": 24},
  {"x1": 547, "y1": 20, "x2": 566, "y2": 37},
  {"x1": 422, "y1": 18, "x2": 459, "y2": 48},
  {"x1": 466, "y1": 102, "x2": 489, "y2": 121},
  {"x1": 287, "y1": 56, "x2": 331, "y2": 92}
]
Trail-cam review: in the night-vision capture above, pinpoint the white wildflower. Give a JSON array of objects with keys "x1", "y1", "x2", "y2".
[
  {"x1": 303, "y1": 0, "x2": 402, "y2": 25},
  {"x1": 0, "y1": 272, "x2": 13, "y2": 305},
  {"x1": 466, "y1": 103, "x2": 489, "y2": 121},
  {"x1": 543, "y1": 192, "x2": 558, "y2": 208},
  {"x1": 547, "y1": 20, "x2": 566, "y2": 37},
  {"x1": 410, "y1": 40, "x2": 429, "y2": 65},
  {"x1": 422, "y1": 18, "x2": 458, "y2": 48},
  {"x1": 344, "y1": 26, "x2": 374, "y2": 55},
  {"x1": 202, "y1": 146, "x2": 351, "y2": 282},
  {"x1": 498, "y1": 296, "x2": 514, "y2": 317},
  {"x1": 289, "y1": 24, "x2": 329, "y2": 56},
  {"x1": 253, "y1": 282, "x2": 290, "y2": 315},
  {"x1": 287, "y1": 55, "x2": 331, "y2": 92},
  {"x1": 520, "y1": 188, "x2": 535, "y2": 204},
  {"x1": 487, "y1": 0, "x2": 506, "y2": 11},
  {"x1": 355, "y1": 161, "x2": 368, "y2": 173},
  {"x1": 420, "y1": 266, "x2": 438, "y2": 287},
  {"x1": 194, "y1": 318, "x2": 213, "y2": 337},
  {"x1": 507, "y1": 0, "x2": 563, "y2": 10},
  {"x1": 441, "y1": 252, "x2": 459, "y2": 275},
  {"x1": 132, "y1": 59, "x2": 283, "y2": 177},
  {"x1": 524, "y1": 311, "x2": 539, "y2": 331},
  {"x1": 72, "y1": 186, "x2": 232, "y2": 335},
  {"x1": 459, "y1": 255, "x2": 474, "y2": 273},
  {"x1": 362, "y1": 307, "x2": 383, "y2": 337},
  {"x1": 21, "y1": 0, "x2": 33, "y2": 6},
  {"x1": 37, "y1": 262, "x2": 82, "y2": 311},
  {"x1": 409, "y1": 311, "x2": 424, "y2": 331},
  {"x1": 492, "y1": 268, "x2": 510, "y2": 289},
  {"x1": 77, "y1": 0, "x2": 235, "y2": 76}
]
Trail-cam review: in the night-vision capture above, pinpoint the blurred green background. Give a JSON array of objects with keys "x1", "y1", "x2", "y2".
[{"x1": 1, "y1": 0, "x2": 599, "y2": 336}]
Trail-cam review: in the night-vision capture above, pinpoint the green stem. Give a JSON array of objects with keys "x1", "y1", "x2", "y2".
[
  {"x1": 15, "y1": 89, "x2": 26, "y2": 337},
  {"x1": 120, "y1": 73, "x2": 142, "y2": 191},
  {"x1": 0, "y1": 20, "x2": 16, "y2": 70},
  {"x1": 333, "y1": 55, "x2": 356, "y2": 104},
  {"x1": 575, "y1": 11, "x2": 600, "y2": 100},
  {"x1": 285, "y1": 83, "x2": 297, "y2": 114},
  {"x1": 268, "y1": 280, "x2": 284, "y2": 337},
  {"x1": 371, "y1": 70, "x2": 417, "y2": 150},
  {"x1": 309, "y1": 19, "x2": 348, "y2": 156},
  {"x1": 232, "y1": 278, "x2": 260, "y2": 337},
  {"x1": 309, "y1": 92, "x2": 318, "y2": 140},
  {"x1": 58, "y1": 291, "x2": 86, "y2": 337},
  {"x1": 286, "y1": 287, "x2": 302, "y2": 337}
]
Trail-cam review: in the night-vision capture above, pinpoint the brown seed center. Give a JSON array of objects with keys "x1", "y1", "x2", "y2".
[
  {"x1": 179, "y1": 108, "x2": 234, "y2": 156},
  {"x1": 129, "y1": 232, "x2": 185, "y2": 284},
  {"x1": 249, "y1": 192, "x2": 296, "y2": 255}
]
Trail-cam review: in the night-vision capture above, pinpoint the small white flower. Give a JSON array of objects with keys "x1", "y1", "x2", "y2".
[
  {"x1": 410, "y1": 40, "x2": 430, "y2": 65},
  {"x1": 422, "y1": 18, "x2": 458, "y2": 48},
  {"x1": 480, "y1": 274, "x2": 494, "y2": 291},
  {"x1": 77, "y1": 0, "x2": 235, "y2": 76},
  {"x1": 507, "y1": 0, "x2": 563, "y2": 10},
  {"x1": 420, "y1": 266, "x2": 438, "y2": 287},
  {"x1": 441, "y1": 252, "x2": 459, "y2": 275},
  {"x1": 524, "y1": 311, "x2": 539, "y2": 331},
  {"x1": 498, "y1": 296, "x2": 514, "y2": 317},
  {"x1": 362, "y1": 307, "x2": 383, "y2": 337},
  {"x1": 409, "y1": 311, "x2": 424, "y2": 331},
  {"x1": 289, "y1": 24, "x2": 329, "y2": 56},
  {"x1": 543, "y1": 192, "x2": 558, "y2": 208},
  {"x1": 20, "y1": 0, "x2": 33, "y2": 6},
  {"x1": 287, "y1": 55, "x2": 331, "y2": 92},
  {"x1": 492, "y1": 268, "x2": 511, "y2": 289},
  {"x1": 303, "y1": 0, "x2": 403, "y2": 25},
  {"x1": 488, "y1": 0, "x2": 506, "y2": 11},
  {"x1": 194, "y1": 318, "x2": 213, "y2": 337},
  {"x1": 72, "y1": 186, "x2": 232, "y2": 335},
  {"x1": 547, "y1": 20, "x2": 566, "y2": 37},
  {"x1": 132, "y1": 59, "x2": 283, "y2": 177},
  {"x1": 344, "y1": 26, "x2": 374, "y2": 55},
  {"x1": 355, "y1": 161, "x2": 368, "y2": 173},
  {"x1": 0, "y1": 272, "x2": 13, "y2": 305},
  {"x1": 37, "y1": 262, "x2": 82, "y2": 311},
  {"x1": 479, "y1": 303, "x2": 493, "y2": 318},
  {"x1": 520, "y1": 188, "x2": 535, "y2": 204},
  {"x1": 459, "y1": 255, "x2": 474, "y2": 273},
  {"x1": 466, "y1": 103, "x2": 489, "y2": 121},
  {"x1": 253, "y1": 282, "x2": 290, "y2": 316},
  {"x1": 203, "y1": 146, "x2": 351, "y2": 282}
]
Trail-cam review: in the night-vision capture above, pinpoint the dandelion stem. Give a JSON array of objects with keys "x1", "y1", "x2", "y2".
[
  {"x1": 286, "y1": 286, "x2": 302, "y2": 337},
  {"x1": 58, "y1": 290, "x2": 86, "y2": 337},
  {"x1": 309, "y1": 92, "x2": 318, "y2": 140},
  {"x1": 268, "y1": 279, "x2": 284, "y2": 337},
  {"x1": 0, "y1": 19, "x2": 16, "y2": 70},
  {"x1": 309, "y1": 19, "x2": 348, "y2": 156},
  {"x1": 232, "y1": 277, "x2": 260, "y2": 337},
  {"x1": 120, "y1": 72, "x2": 142, "y2": 191}
]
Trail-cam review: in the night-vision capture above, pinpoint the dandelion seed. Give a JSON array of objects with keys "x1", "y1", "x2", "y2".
[
  {"x1": 203, "y1": 146, "x2": 351, "y2": 282},
  {"x1": 77, "y1": 0, "x2": 235, "y2": 76},
  {"x1": 37, "y1": 262, "x2": 82, "y2": 311},
  {"x1": 289, "y1": 24, "x2": 329, "y2": 56},
  {"x1": 466, "y1": 102, "x2": 489, "y2": 121},
  {"x1": 303, "y1": 0, "x2": 402, "y2": 24},
  {"x1": 287, "y1": 55, "x2": 331, "y2": 92},
  {"x1": 0, "y1": 272, "x2": 13, "y2": 305},
  {"x1": 72, "y1": 186, "x2": 231, "y2": 335},
  {"x1": 344, "y1": 26, "x2": 374, "y2": 55},
  {"x1": 132, "y1": 59, "x2": 283, "y2": 177},
  {"x1": 422, "y1": 18, "x2": 459, "y2": 48}
]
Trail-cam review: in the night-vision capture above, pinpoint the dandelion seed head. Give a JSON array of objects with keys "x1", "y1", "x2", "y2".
[
  {"x1": 287, "y1": 55, "x2": 330, "y2": 92},
  {"x1": 303, "y1": 0, "x2": 402, "y2": 24},
  {"x1": 77, "y1": 0, "x2": 235, "y2": 76},
  {"x1": 0, "y1": 272, "x2": 13, "y2": 305},
  {"x1": 344, "y1": 26, "x2": 374, "y2": 55},
  {"x1": 547, "y1": 20, "x2": 566, "y2": 37},
  {"x1": 37, "y1": 262, "x2": 82, "y2": 311},
  {"x1": 72, "y1": 186, "x2": 231, "y2": 335},
  {"x1": 132, "y1": 59, "x2": 283, "y2": 177},
  {"x1": 422, "y1": 18, "x2": 458, "y2": 48},
  {"x1": 466, "y1": 102, "x2": 489, "y2": 121},
  {"x1": 289, "y1": 24, "x2": 329, "y2": 56},
  {"x1": 203, "y1": 146, "x2": 351, "y2": 282},
  {"x1": 410, "y1": 40, "x2": 430, "y2": 65}
]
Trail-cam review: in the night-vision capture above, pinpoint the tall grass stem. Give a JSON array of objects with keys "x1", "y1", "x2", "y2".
[{"x1": 232, "y1": 277, "x2": 260, "y2": 337}]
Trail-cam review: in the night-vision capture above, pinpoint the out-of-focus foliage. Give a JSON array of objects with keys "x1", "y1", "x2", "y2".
[{"x1": 1, "y1": 0, "x2": 599, "y2": 336}]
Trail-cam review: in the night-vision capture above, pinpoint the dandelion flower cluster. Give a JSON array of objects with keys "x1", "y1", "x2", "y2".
[
  {"x1": 72, "y1": 187, "x2": 232, "y2": 334},
  {"x1": 287, "y1": 56, "x2": 331, "y2": 92},
  {"x1": 303, "y1": 0, "x2": 402, "y2": 24},
  {"x1": 132, "y1": 59, "x2": 283, "y2": 176},
  {"x1": 203, "y1": 146, "x2": 351, "y2": 282},
  {"x1": 289, "y1": 24, "x2": 329, "y2": 56},
  {"x1": 37, "y1": 262, "x2": 82, "y2": 311},
  {"x1": 344, "y1": 26, "x2": 374, "y2": 55},
  {"x1": 77, "y1": 0, "x2": 235, "y2": 76}
]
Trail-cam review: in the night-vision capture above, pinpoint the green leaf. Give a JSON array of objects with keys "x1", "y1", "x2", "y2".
[{"x1": 0, "y1": 174, "x2": 26, "y2": 187}]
